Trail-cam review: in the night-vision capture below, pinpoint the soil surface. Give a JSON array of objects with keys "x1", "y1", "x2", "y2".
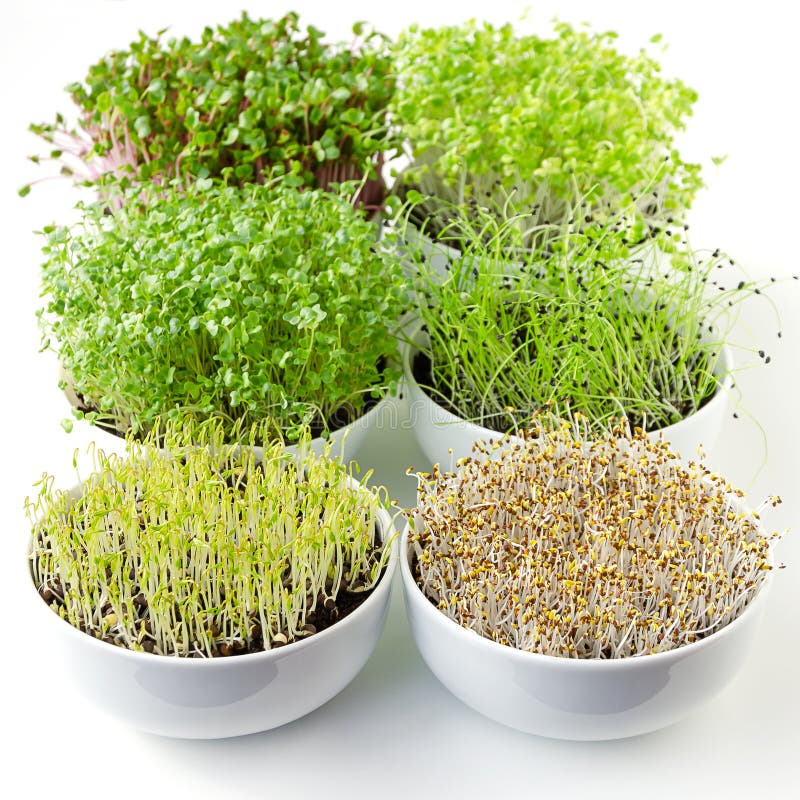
[
  {"x1": 38, "y1": 566, "x2": 384, "y2": 658},
  {"x1": 412, "y1": 349, "x2": 716, "y2": 435}
]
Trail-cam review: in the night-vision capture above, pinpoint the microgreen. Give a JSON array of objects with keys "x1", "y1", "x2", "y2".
[
  {"x1": 410, "y1": 417, "x2": 780, "y2": 658},
  {"x1": 25, "y1": 13, "x2": 398, "y2": 211},
  {"x1": 28, "y1": 416, "x2": 393, "y2": 657},
  {"x1": 39, "y1": 180, "x2": 406, "y2": 439},
  {"x1": 391, "y1": 20, "x2": 702, "y2": 241},
  {"x1": 401, "y1": 201, "x2": 775, "y2": 436}
]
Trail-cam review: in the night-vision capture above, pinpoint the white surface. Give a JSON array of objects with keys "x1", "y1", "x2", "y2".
[{"x1": 1, "y1": 1, "x2": 797, "y2": 797}]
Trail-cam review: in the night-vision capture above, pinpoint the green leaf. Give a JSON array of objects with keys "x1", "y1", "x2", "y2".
[
  {"x1": 96, "y1": 91, "x2": 112, "y2": 113},
  {"x1": 222, "y1": 127, "x2": 240, "y2": 146},
  {"x1": 134, "y1": 116, "x2": 151, "y2": 138},
  {"x1": 196, "y1": 130, "x2": 217, "y2": 147}
]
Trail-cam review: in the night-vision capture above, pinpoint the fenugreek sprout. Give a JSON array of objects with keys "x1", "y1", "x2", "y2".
[
  {"x1": 410, "y1": 417, "x2": 780, "y2": 658},
  {"x1": 28, "y1": 417, "x2": 393, "y2": 658}
]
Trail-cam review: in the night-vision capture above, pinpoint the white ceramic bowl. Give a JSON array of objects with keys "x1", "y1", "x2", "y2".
[
  {"x1": 400, "y1": 520, "x2": 772, "y2": 741},
  {"x1": 402, "y1": 322, "x2": 733, "y2": 468},
  {"x1": 28, "y1": 482, "x2": 398, "y2": 739}
]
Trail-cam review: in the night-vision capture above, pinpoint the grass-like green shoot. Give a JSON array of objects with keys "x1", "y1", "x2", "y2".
[{"x1": 401, "y1": 201, "x2": 775, "y2": 435}]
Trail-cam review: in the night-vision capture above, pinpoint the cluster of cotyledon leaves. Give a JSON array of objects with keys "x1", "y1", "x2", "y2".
[
  {"x1": 39, "y1": 180, "x2": 406, "y2": 440},
  {"x1": 29, "y1": 12, "x2": 779, "y2": 444},
  {"x1": 391, "y1": 20, "x2": 703, "y2": 241},
  {"x1": 25, "y1": 12, "x2": 397, "y2": 211}
]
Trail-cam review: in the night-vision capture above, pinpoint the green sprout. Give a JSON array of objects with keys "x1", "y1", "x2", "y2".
[
  {"x1": 28, "y1": 416, "x2": 394, "y2": 658},
  {"x1": 402, "y1": 201, "x2": 777, "y2": 436},
  {"x1": 25, "y1": 12, "x2": 398, "y2": 213},
  {"x1": 38, "y1": 179, "x2": 407, "y2": 440},
  {"x1": 391, "y1": 20, "x2": 702, "y2": 243}
]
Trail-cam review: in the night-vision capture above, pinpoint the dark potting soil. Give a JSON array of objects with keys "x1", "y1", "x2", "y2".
[
  {"x1": 37, "y1": 566, "x2": 384, "y2": 658},
  {"x1": 412, "y1": 349, "x2": 717, "y2": 435}
]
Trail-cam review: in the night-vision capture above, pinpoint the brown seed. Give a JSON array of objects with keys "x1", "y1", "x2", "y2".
[
  {"x1": 219, "y1": 643, "x2": 234, "y2": 657},
  {"x1": 301, "y1": 623, "x2": 317, "y2": 635},
  {"x1": 142, "y1": 640, "x2": 155, "y2": 653},
  {"x1": 324, "y1": 597, "x2": 335, "y2": 610}
]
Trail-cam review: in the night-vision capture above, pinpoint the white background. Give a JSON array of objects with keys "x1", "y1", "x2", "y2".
[{"x1": 1, "y1": 2, "x2": 798, "y2": 798}]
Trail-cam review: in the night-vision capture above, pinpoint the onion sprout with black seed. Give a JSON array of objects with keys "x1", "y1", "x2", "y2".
[{"x1": 400, "y1": 200, "x2": 781, "y2": 436}]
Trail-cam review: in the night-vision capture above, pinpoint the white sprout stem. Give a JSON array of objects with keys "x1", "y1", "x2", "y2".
[{"x1": 411, "y1": 417, "x2": 778, "y2": 658}]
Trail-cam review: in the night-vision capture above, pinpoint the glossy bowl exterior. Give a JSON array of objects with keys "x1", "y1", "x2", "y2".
[
  {"x1": 29, "y1": 490, "x2": 397, "y2": 739},
  {"x1": 402, "y1": 322, "x2": 734, "y2": 468},
  {"x1": 401, "y1": 522, "x2": 771, "y2": 740}
]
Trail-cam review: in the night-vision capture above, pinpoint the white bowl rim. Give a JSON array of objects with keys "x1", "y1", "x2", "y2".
[
  {"x1": 400, "y1": 319, "x2": 735, "y2": 441},
  {"x1": 400, "y1": 508, "x2": 773, "y2": 671},
  {"x1": 28, "y1": 476, "x2": 398, "y2": 671}
]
